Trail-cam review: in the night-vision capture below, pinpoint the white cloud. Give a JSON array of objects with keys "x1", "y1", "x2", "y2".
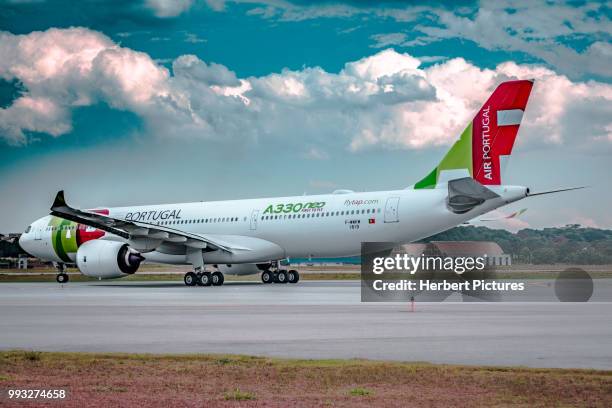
[
  {"x1": 0, "y1": 27, "x2": 610, "y2": 154},
  {"x1": 370, "y1": 33, "x2": 408, "y2": 48},
  {"x1": 115, "y1": 1, "x2": 612, "y2": 79},
  {"x1": 303, "y1": 147, "x2": 329, "y2": 160},
  {"x1": 173, "y1": 55, "x2": 240, "y2": 87},
  {"x1": 407, "y1": 0, "x2": 612, "y2": 79},
  {"x1": 185, "y1": 33, "x2": 207, "y2": 43},
  {"x1": 0, "y1": 27, "x2": 171, "y2": 143},
  {"x1": 219, "y1": 1, "x2": 611, "y2": 79},
  {"x1": 146, "y1": 0, "x2": 194, "y2": 17},
  {"x1": 205, "y1": 0, "x2": 226, "y2": 12},
  {"x1": 237, "y1": 0, "x2": 423, "y2": 23}
]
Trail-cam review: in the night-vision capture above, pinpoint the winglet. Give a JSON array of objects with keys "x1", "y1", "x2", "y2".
[{"x1": 51, "y1": 190, "x2": 67, "y2": 211}]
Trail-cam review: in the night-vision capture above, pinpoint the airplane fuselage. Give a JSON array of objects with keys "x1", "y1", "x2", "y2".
[{"x1": 20, "y1": 186, "x2": 528, "y2": 267}]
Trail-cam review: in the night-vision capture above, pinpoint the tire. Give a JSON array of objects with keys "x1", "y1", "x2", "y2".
[
  {"x1": 288, "y1": 270, "x2": 299, "y2": 284},
  {"x1": 276, "y1": 270, "x2": 288, "y2": 284},
  {"x1": 184, "y1": 272, "x2": 198, "y2": 286},
  {"x1": 261, "y1": 271, "x2": 273, "y2": 284},
  {"x1": 196, "y1": 272, "x2": 204, "y2": 286},
  {"x1": 200, "y1": 272, "x2": 212, "y2": 287},
  {"x1": 212, "y1": 271, "x2": 224, "y2": 286},
  {"x1": 56, "y1": 273, "x2": 69, "y2": 284}
]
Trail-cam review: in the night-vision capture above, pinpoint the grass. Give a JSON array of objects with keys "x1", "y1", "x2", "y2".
[
  {"x1": 348, "y1": 387, "x2": 372, "y2": 396},
  {"x1": 224, "y1": 388, "x2": 256, "y2": 401},
  {"x1": 0, "y1": 351, "x2": 610, "y2": 407}
]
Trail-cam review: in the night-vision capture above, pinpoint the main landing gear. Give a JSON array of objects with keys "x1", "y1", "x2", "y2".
[
  {"x1": 261, "y1": 269, "x2": 300, "y2": 284},
  {"x1": 184, "y1": 270, "x2": 224, "y2": 287},
  {"x1": 54, "y1": 262, "x2": 69, "y2": 284},
  {"x1": 184, "y1": 248, "x2": 224, "y2": 287}
]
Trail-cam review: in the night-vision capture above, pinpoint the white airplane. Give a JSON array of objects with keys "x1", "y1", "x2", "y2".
[{"x1": 18, "y1": 80, "x2": 581, "y2": 286}]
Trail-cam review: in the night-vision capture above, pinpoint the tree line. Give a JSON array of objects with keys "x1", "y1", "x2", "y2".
[{"x1": 422, "y1": 224, "x2": 612, "y2": 264}]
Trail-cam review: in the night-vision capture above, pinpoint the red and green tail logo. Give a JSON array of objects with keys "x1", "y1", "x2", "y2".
[{"x1": 414, "y1": 80, "x2": 534, "y2": 189}]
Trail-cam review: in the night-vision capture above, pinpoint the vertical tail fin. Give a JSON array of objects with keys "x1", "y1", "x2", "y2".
[{"x1": 414, "y1": 80, "x2": 534, "y2": 189}]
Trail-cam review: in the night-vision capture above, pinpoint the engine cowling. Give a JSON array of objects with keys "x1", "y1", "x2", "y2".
[{"x1": 76, "y1": 240, "x2": 144, "y2": 279}]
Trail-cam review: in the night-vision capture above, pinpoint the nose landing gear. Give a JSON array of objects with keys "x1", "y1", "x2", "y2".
[
  {"x1": 54, "y1": 262, "x2": 69, "y2": 284},
  {"x1": 56, "y1": 273, "x2": 69, "y2": 284}
]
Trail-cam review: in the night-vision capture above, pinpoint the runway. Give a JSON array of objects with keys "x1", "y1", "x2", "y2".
[{"x1": 1, "y1": 280, "x2": 611, "y2": 369}]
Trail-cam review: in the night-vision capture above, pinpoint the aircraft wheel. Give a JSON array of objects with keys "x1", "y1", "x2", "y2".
[
  {"x1": 261, "y1": 270, "x2": 274, "y2": 284},
  {"x1": 211, "y1": 271, "x2": 224, "y2": 286},
  {"x1": 184, "y1": 272, "x2": 198, "y2": 286},
  {"x1": 56, "y1": 273, "x2": 69, "y2": 284},
  {"x1": 288, "y1": 270, "x2": 299, "y2": 284},
  {"x1": 196, "y1": 272, "x2": 204, "y2": 286},
  {"x1": 276, "y1": 270, "x2": 288, "y2": 284},
  {"x1": 200, "y1": 272, "x2": 212, "y2": 286}
]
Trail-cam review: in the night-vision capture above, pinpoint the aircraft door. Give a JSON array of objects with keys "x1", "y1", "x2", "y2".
[
  {"x1": 34, "y1": 226, "x2": 42, "y2": 240},
  {"x1": 384, "y1": 197, "x2": 400, "y2": 223},
  {"x1": 250, "y1": 209, "x2": 259, "y2": 230}
]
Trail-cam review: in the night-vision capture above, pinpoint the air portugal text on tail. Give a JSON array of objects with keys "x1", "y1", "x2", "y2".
[
  {"x1": 414, "y1": 80, "x2": 534, "y2": 189},
  {"x1": 19, "y1": 78, "x2": 583, "y2": 287}
]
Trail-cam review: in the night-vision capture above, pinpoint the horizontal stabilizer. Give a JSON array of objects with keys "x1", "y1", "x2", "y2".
[{"x1": 447, "y1": 177, "x2": 500, "y2": 214}]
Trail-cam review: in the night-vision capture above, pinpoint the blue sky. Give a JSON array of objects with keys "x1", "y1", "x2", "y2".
[{"x1": 0, "y1": 0, "x2": 611, "y2": 232}]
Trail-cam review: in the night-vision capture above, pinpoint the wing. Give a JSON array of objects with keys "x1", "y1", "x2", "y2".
[{"x1": 50, "y1": 191, "x2": 233, "y2": 253}]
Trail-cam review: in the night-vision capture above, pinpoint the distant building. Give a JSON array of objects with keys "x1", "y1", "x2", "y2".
[
  {"x1": 0, "y1": 233, "x2": 21, "y2": 242},
  {"x1": 398, "y1": 241, "x2": 511, "y2": 266}
]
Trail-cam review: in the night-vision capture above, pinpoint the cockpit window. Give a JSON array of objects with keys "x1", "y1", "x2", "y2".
[{"x1": 25, "y1": 225, "x2": 32, "y2": 233}]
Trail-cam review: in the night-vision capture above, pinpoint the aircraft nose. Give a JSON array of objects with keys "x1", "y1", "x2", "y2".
[{"x1": 18, "y1": 233, "x2": 32, "y2": 256}]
